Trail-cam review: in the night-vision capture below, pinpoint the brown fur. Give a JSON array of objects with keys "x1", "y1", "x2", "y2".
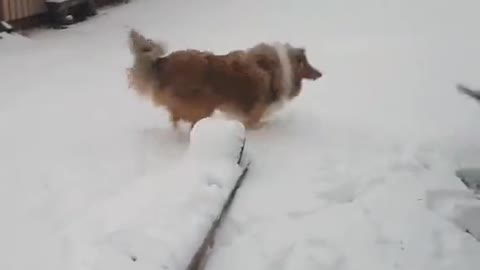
[{"x1": 126, "y1": 29, "x2": 322, "y2": 129}]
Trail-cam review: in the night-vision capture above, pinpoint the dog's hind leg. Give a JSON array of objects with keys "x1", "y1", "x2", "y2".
[
  {"x1": 244, "y1": 104, "x2": 267, "y2": 130},
  {"x1": 246, "y1": 120, "x2": 266, "y2": 130},
  {"x1": 189, "y1": 107, "x2": 216, "y2": 130}
]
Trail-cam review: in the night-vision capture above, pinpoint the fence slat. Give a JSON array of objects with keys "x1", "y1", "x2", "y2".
[
  {"x1": 7, "y1": 0, "x2": 12, "y2": 21},
  {"x1": 0, "y1": 0, "x2": 4, "y2": 21}
]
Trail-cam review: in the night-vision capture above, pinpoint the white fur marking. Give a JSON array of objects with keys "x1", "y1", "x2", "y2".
[
  {"x1": 272, "y1": 42, "x2": 293, "y2": 97},
  {"x1": 262, "y1": 43, "x2": 293, "y2": 118}
]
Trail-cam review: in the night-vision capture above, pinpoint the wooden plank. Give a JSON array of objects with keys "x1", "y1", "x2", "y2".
[
  {"x1": 457, "y1": 84, "x2": 480, "y2": 103},
  {"x1": 0, "y1": 0, "x2": 4, "y2": 21},
  {"x1": 17, "y1": 0, "x2": 21, "y2": 21},
  {"x1": 22, "y1": 0, "x2": 28, "y2": 20},
  {"x1": 6, "y1": 0, "x2": 12, "y2": 21},
  {"x1": 7, "y1": 0, "x2": 17, "y2": 21},
  {"x1": 12, "y1": 0, "x2": 18, "y2": 21},
  {"x1": 3, "y1": 0, "x2": 8, "y2": 20},
  {"x1": 3, "y1": 0, "x2": 8, "y2": 21}
]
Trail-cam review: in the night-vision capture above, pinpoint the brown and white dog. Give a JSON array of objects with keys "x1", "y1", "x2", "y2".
[{"x1": 126, "y1": 29, "x2": 322, "y2": 129}]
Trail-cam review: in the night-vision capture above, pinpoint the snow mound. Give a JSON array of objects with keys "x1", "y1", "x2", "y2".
[
  {"x1": 63, "y1": 118, "x2": 247, "y2": 270},
  {"x1": 189, "y1": 117, "x2": 246, "y2": 164}
]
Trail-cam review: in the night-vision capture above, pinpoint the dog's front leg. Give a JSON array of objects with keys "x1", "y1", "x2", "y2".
[
  {"x1": 169, "y1": 113, "x2": 181, "y2": 129},
  {"x1": 244, "y1": 104, "x2": 267, "y2": 130},
  {"x1": 245, "y1": 121, "x2": 266, "y2": 130}
]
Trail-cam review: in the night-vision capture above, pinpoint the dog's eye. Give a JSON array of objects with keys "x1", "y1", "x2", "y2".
[{"x1": 296, "y1": 56, "x2": 304, "y2": 65}]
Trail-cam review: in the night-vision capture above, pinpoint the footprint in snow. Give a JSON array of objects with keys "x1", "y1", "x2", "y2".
[
  {"x1": 316, "y1": 182, "x2": 357, "y2": 204},
  {"x1": 316, "y1": 176, "x2": 386, "y2": 205},
  {"x1": 266, "y1": 244, "x2": 296, "y2": 270}
]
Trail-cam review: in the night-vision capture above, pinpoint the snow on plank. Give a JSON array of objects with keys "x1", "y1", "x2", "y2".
[{"x1": 62, "y1": 117, "x2": 249, "y2": 270}]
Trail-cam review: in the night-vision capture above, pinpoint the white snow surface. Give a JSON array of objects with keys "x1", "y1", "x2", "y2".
[{"x1": 1, "y1": 0, "x2": 480, "y2": 269}]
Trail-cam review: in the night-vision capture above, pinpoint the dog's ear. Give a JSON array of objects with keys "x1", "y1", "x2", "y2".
[
  {"x1": 292, "y1": 48, "x2": 306, "y2": 61},
  {"x1": 292, "y1": 47, "x2": 322, "y2": 80}
]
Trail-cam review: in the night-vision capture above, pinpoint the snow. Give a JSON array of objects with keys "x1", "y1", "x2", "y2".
[
  {"x1": 1, "y1": 0, "x2": 480, "y2": 270},
  {"x1": 188, "y1": 117, "x2": 246, "y2": 164},
  {"x1": 42, "y1": 117, "x2": 246, "y2": 270}
]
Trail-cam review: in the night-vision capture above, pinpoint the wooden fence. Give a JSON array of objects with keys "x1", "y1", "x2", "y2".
[
  {"x1": 0, "y1": 0, "x2": 46, "y2": 22},
  {"x1": 0, "y1": 0, "x2": 127, "y2": 23}
]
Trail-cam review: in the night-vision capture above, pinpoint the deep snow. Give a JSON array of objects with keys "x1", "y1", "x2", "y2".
[{"x1": 1, "y1": 0, "x2": 480, "y2": 269}]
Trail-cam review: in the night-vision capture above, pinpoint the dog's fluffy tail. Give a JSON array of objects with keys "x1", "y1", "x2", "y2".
[
  {"x1": 128, "y1": 29, "x2": 167, "y2": 60},
  {"x1": 127, "y1": 29, "x2": 167, "y2": 97}
]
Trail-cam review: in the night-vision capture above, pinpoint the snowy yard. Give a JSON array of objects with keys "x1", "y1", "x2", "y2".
[{"x1": 1, "y1": 0, "x2": 480, "y2": 269}]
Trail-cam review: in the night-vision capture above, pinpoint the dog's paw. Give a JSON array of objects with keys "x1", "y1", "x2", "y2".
[{"x1": 246, "y1": 121, "x2": 266, "y2": 130}]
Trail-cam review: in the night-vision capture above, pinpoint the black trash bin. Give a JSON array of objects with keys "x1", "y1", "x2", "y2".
[{"x1": 45, "y1": 0, "x2": 97, "y2": 27}]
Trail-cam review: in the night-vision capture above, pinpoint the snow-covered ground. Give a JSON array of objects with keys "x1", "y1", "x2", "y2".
[{"x1": 1, "y1": 0, "x2": 480, "y2": 269}]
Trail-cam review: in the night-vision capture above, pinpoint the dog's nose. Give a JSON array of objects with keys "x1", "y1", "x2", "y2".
[{"x1": 309, "y1": 69, "x2": 322, "y2": 80}]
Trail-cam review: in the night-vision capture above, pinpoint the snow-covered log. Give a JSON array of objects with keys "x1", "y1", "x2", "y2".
[
  {"x1": 185, "y1": 118, "x2": 249, "y2": 270},
  {"x1": 62, "y1": 117, "x2": 249, "y2": 270}
]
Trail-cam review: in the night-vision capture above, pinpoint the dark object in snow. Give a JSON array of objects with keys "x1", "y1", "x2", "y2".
[
  {"x1": 465, "y1": 229, "x2": 480, "y2": 242},
  {"x1": 0, "y1": 21, "x2": 14, "y2": 34},
  {"x1": 456, "y1": 84, "x2": 480, "y2": 103},
  {"x1": 455, "y1": 168, "x2": 480, "y2": 195},
  {"x1": 45, "y1": 0, "x2": 97, "y2": 28}
]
